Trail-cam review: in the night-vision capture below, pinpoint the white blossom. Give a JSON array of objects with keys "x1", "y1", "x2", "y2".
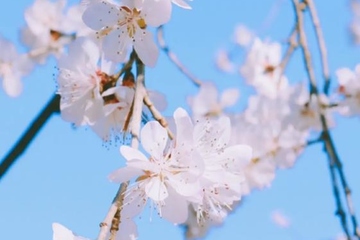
[
  {"x1": 336, "y1": 64, "x2": 360, "y2": 116},
  {"x1": 233, "y1": 24, "x2": 254, "y2": 47},
  {"x1": 188, "y1": 82, "x2": 240, "y2": 119},
  {"x1": 215, "y1": 49, "x2": 235, "y2": 73},
  {"x1": 0, "y1": 37, "x2": 33, "y2": 97},
  {"x1": 22, "y1": 0, "x2": 79, "y2": 62},
  {"x1": 82, "y1": 0, "x2": 171, "y2": 66},
  {"x1": 109, "y1": 110, "x2": 203, "y2": 224},
  {"x1": 286, "y1": 84, "x2": 335, "y2": 131},
  {"x1": 57, "y1": 38, "x2": 134, "y2": 140},
  {"x1": 240, "y1": 38, "x2": 288, "y2": 98}
]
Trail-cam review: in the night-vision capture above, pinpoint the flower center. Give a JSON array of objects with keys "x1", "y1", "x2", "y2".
[
  {"x1": 118, "y1": 6, "x2": 147, "y2": 38},
  {"x1": 96, "y1": 70, "x2": 119, "y2": 104}
]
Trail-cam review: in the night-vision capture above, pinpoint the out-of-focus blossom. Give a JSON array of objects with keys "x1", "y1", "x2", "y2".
[
  {"x1": 0, "y1": 37, "x2": 33, "y2": 97},
  {"x1": 215, "y1": 49, "x2": 235, "y2": 73},
  {"x1": 336, "y1": 64, "x2": 360, "y2": 116},
  {"x1": 233, "y1": 24, "x2": 254, "y2": 47},
  {"x1": 57, "y1": 38, "x2": 134, "y2": 140},
  {"x1": 22, "y1": 0, "x2": 84, "y2": 63},
  {"x1": 240, "y1": 38, "x2": 288, "y2": 98},
  {"x1": 188, "y1": 82, "x2": 240, "y2": 119},
  {"x1": 271, "y1": 210, "x2": 291, "y2": 228}
]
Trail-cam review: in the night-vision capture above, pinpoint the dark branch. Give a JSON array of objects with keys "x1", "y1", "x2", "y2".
[{"x1": 0, "y1": 94, "x2": 60, "y2": 181}]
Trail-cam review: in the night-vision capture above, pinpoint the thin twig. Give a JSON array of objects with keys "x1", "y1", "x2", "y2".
[
  {"x1": 0, "y1": 94, "x2": 60, "y2": 181},
  {"x1": 292, "y1": 1, "x2": 356, "y2": 238},
  {"x1": 305, "y1": 0, "x2": 331, "y2": 95},
  {"x1": 324, "y1": 137, "x2": 351, "y2": 238},
  {"x1": 97, "y1": 182, "x2": 128, "y2": 240},
  {"x1": 143, "y1": 92, "x2": 174, "y2": 140},
  {"x1": 278, "y1": 27, "x2": 298, "y2": 77},
  {"x1": 324, "y1": 130, "x2": 360, "y2": 238},
  {"x1": 156, "y1": 25, "x2": 202, "y2": 87}
]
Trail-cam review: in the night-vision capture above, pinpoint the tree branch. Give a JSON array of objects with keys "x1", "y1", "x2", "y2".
[
  {"x1": 0, "y1": 94, "x2": 60, "y2": 181},
  {"x1": 292, "y1": 1, "x2": 359, "y2": 238},
  {"x1": 278, "y1": 26, "x2": 298, "y2": 76},
  {"x1": 156, "y1": 25, "x2": 202, "y2": 87},
  {"x1": 143, "y1": 92, "x2": 174, "y2": 140},
  {"x1": 305, "y1": 0, "x2": 331, "y2": 95}
]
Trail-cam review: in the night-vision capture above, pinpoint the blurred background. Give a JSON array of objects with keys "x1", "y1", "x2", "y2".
[{"x1": 0, "y1": 0, "x2": 360, "y2": 239}]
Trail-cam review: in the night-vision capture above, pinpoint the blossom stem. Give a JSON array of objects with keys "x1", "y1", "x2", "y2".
[
  {"x1": 305, "y1": 0, "x2": 331, "y2": 95},
  {"x1": 112, "y1": 50, "x2": 137, "y2": 81},
  {"x1": 97, "y1": 53, "x2": 146, "y2": 240},
  {"x1": 156, "y1": 25, "x2": 202, "y2": 87},
  {"x1": 143, "y1": 92, "x2": 174, "y2": 140},
  {"x1": 278, "y1": 27, "x2": 298, "y2": 79},
  {"x1": 0, "y1": 94, "x2": 60, "y2": 181},
  {"x1": 293, "y1": 0, "x2": 359, "y2": 238}
]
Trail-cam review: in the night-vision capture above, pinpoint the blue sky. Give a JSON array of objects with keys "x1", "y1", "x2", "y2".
[{"x1": 1, "y1": 0, "x2": 360, "y2": 240}]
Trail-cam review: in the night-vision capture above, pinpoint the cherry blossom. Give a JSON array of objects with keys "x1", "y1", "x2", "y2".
[
  {"x1": 109, "y1": 107, "x2": 252, "y2": 224},
  {"x1": 22, "y1": 0, "x2": 81, "y2": 63},
  {"x1": 188, "y1": 82, "x2": 240, "y2": 119},
  {"x1": 109, "y1": 111, "x2": 203, "y2": 224},
  {"x1": 240, "y1": 38, "x2": 289, "y2": 98},
  {"x1": 336, "y1": 64, "x2": 360, "y2": 116},
  {"x1": 233, "y1": 24, "x2": 254, "y2": 47},
  {"x1": 57, "y1": 37, "x2": 134, "y2": 140},
  {"x1": 215, "y1": 49, "x2": 235, "y2": 73},
  {"x1": 0, "y1": 37, "x2": 33, "y2": 97},
  {"x1": 82, "y1": 0, "x2": 171, "y2": 67},
  {"x1": 184, "y1": 112, "x2": 252, "y2": 222},
  {"x1": 286, "y1": 84, "x2": 335, "y2": 131}
]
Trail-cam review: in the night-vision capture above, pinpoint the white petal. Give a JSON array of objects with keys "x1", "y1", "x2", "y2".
[
  {"x1": 145, "y1": 177, "x2": 168, "y2": 201},
  {"x1": 52, "y1": 223, "x2": 89, "y2": 240},
  {"x1": 192, "y1": 82, "x2": 218, "y2": 115},
  {"x1": 117, "y1": 218, "x2": 138, "y2": 240},
  {"x1": 121, "y1": 186, "x2": 147, "y2": 218},
  {"x1": 220, "y1": 88, "x2": 240, "y2": 108},
  {"x1": 108, "y1": 166, "x2": 143, "y2": 183},
  {"x1": 215, "y1": 116, "x2": 231, "y2": 149},
  {"x1": 103, "y1": 28, "x2": 131, "y2": 63},
  {"x1": 82, "y1": 2, "x2": 118, "y2": 30},
  {"x1": 3, "y1": 74, "x2": 23, "y2": 97},
  {"x1": 223, "y1": 145, "x2": 252, "y2": 169},
  {"x1": 52, "y1": 223, "x2": 74, "y2": 240},
  {"x1": 170, "y1": 177, "x2": 200, "y2": 197},
  {"x1": 142, "y1": 0, "x2": 172, "y2": 26},
  {"x1": 120, "y1": 145, "x2": 148, "y2": 162},
  {"x1": 161, "y1": 186, "x2": 189, "y2": 224},
  {"x1": 173, "y1": 107, "x2": 193, "y2": 145},
  {"x1": 140, "y1": 121, "x2": 168, "y2": 160},
  {"x1": 172, "y1": 0, "x2": 192, "y2": 9},
  {"x1": 134, "y1": 30, "x2": 159, "y2": 67}
]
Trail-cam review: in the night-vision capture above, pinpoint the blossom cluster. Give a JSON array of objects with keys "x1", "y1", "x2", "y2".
[
  {"x1": 110, "y1": 107, "x2": 251, "y2": 227},
  {"x1": 1, "y1": 0, "x2": 190, "y2": 97}
]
